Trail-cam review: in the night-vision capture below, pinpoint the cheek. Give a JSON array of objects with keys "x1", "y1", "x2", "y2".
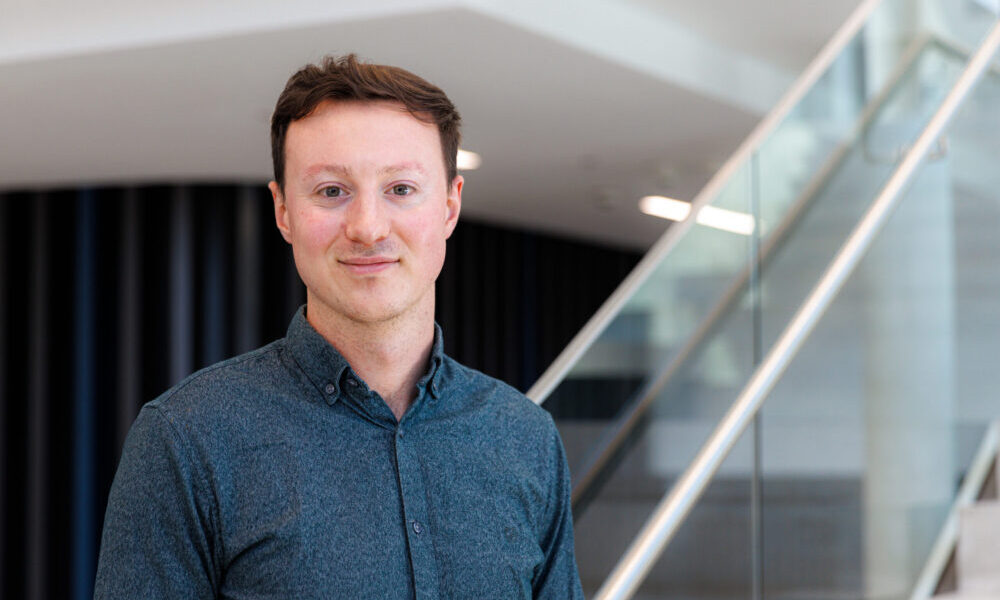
[
  {"x1": 412, "y1": 217, "x2": 449, "y2": 275},
  {"x1": 292, "y1": 208, "x2": 340, "y2": 253},
  {"x1": 426, "y1": 238, "x2": 447, "y2": 277}
]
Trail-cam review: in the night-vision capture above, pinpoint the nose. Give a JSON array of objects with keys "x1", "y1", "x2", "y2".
[{"x1": 344, "y1": 190, "x2": 390, "y2": 245}]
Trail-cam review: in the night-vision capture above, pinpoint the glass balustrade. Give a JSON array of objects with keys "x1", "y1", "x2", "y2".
[
  {"x1": 551, "y1": 0, "x2": 999, "y2": 597},
  {"x1": 757, "y1": 48, "x2": 1000, "y2": 600}
]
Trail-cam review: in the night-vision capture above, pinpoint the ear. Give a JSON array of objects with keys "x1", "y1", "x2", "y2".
[
  {"x1": 269, "y1": 181, "x2": 293, "y2": 244},
  {"x1": 444, "y1": 175, "x2": 463, "y2": 239}
]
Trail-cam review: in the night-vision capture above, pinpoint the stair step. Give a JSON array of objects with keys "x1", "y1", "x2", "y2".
[
  {"x1": 983, "y1": 458, "x2": 999, "y2": 500},
  {"x1": 957, "y1": 501, "x2": 1000, "y2": 595}
]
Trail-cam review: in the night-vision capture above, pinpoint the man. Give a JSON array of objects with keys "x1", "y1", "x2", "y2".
[{"x1": 94, "y1": 55, "x2": 584, "y2": 599}]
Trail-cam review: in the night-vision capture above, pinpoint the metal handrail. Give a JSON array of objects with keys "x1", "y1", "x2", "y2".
[
  {"x1": 569, "y1": 31, "x2": 1000, "y2": 517},
  {"x1": 593, "y1": 18, "x2": 1000, "y2": 600},
  {"x1": 569, "y1": 32, "x2": 934, "y2": 515},
  {"x1": 526, "y1": 0, "x2": 884, "y2": 405},
  {"x1": 935, "y1": 33, "x2": 1000, "y2": 76}
]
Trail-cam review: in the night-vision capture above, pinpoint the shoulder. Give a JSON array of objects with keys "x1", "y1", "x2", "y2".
[
  {"x1": 141, "y1": 339, "x2": 304, "y2": 443},
  {"x1": 149, "y1": 340, "x2": 284, "y2": 407},
  {"x1": 433, "y1": 356, "x2": 571, "y2": 528},
  {"x1": 436, "y1": 355, "x2": 559, "y2": 443}
]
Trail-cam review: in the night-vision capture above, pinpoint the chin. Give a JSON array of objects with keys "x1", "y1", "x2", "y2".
[
  {"x1": 338, "y1": 298, "x2": 410, "y2": 325},
  {"x1": 308, "y1": 282, "x2": 429, "y2": 326},
  {"x1": 345, "y1": 308, "x2": 402, "y2": 324}
]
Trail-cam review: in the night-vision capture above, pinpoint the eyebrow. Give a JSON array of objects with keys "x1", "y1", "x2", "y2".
[
  {"x1": 303, "y1": 162, "x2": 428, "y2": 179},
  {"x1": 378, "y1": 162, "x2": 428, "y2": 177},
  {"x1": 303, "y1": 163, "x2": 352, "y2": 179}
]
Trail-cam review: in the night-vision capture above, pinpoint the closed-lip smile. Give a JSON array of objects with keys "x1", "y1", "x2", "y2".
[{"x1": 339, "y1": 256, "x2": 398, "y2": 274}]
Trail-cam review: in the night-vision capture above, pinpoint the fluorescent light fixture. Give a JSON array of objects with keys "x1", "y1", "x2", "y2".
[
  {"x1": 457, "y1": 149, "x2": 482, "y2": 170},
  {"x1": 696, "y1": 205, "x2": 756, "y2": 235},
  {"x1": 639, "y1": 195, "x2": 755, "y2": 236},
  {"x1": 639, "y1": 195, "x2": 692, "y2": 221}
]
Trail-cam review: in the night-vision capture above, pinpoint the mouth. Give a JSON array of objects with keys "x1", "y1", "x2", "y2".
[{"x1": 338, "y1": 256, "x2": 399, "y2": 275}]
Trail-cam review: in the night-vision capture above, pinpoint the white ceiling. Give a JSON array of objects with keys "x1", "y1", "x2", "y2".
[
  {"x1": 0, "y1": 0, "x2": 863, "y2": 250},
  {"x1": 627, "y1": 0, "x2": 865, "y2": 71}
]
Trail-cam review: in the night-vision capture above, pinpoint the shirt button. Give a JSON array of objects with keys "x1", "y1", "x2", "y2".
[
  {"x1": 412, "y1": 520, "x2": 423, "y2": 535},
  {"x1": 324, "y1": 383, "x2": 336, "y2": 395}
]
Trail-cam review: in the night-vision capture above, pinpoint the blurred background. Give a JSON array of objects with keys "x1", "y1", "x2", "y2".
[{"x1": 3, "y1": 1, "x2": 1000, "y2": 599}]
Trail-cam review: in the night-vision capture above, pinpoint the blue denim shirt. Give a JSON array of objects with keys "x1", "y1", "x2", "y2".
[{"x1": 94, "y1": 308, "x2": 583, "y2": 599}]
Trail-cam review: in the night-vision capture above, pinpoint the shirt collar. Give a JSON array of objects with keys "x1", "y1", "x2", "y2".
[
  {"x1": 420, "y1": 324, "x2": 446, "y2": 400},
  {"x1": 284, "y1": 306, "x2": 447, "y2": 405}
]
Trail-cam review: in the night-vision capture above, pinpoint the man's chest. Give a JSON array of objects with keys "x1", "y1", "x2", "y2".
[{"x1": 211, "y1": 423, "x2": 545, "y2": 599}]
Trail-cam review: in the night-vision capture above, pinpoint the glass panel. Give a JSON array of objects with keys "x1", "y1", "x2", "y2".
[
  {"x1": 547, "y1": 0, "x2": 998, "y2": 497},
  {"x1": 755, "y1": 0, "x2": 999, "y2": 240},
  {"x1": 550, "y1": 163, "x2": 753, "y2": 478},
  {"x1": 759, "y1": 57, "x2": 1000, "y2": 599},
  {"x1": 572, "y1": 282, "x2": 756, "y2": 596},
  {"x1": 758, "y1": 41, "x2": 975, "y2": 352},
  {"x1": 635, "y1": 428, "x2": 757, "y2": 600},
  {"x1": 559, "y1": 0, "x2": 998, "y2": 593}
]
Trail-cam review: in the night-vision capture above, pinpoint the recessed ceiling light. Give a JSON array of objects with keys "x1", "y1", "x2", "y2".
[
  {"x1": 639, "y1": 195, "x2": 755, "y2": 236},
  {"x1": 696, "y1": 205, "x2": 756, "y2": 236},
  {"x1": 639, "y1": 195, "x2": 691, "y2": 221},
  {"x1": 457, "y1": 149, "x2": 482, "y2": 170}
]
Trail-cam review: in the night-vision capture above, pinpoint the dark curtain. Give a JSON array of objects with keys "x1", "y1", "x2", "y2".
[{"x1": 0, "y1": 183, "x2": 640, "y2": 600}]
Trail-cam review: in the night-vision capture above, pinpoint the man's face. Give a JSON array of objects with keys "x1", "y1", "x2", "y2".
[{"x1": 270, "y1": 100, "x2": 462, "y2": 327}]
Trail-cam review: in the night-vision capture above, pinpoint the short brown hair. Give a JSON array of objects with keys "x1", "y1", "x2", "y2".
[{"x1": 270, "y1": 54, "x2": 462, "y2": 189}]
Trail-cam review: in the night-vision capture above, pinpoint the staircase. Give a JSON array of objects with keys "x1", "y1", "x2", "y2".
[
  {"x1": 932, "y1": 454, "x2": 1000, "y2": 600},
  {"x1": 527, "y1": 0, "x2": 1000, "y2": 597}
]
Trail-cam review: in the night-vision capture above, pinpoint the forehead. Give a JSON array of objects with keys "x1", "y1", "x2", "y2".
[{"x1": 284, "y1": 100, "x2": 444, "y2": 176}]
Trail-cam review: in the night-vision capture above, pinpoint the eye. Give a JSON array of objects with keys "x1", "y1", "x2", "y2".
[
  {"x1": 321, "y1": 185, "x2": 346, "y2": 198},
  {"x1": 389, "y1": 184, "x2": 414, "y2": 196}
]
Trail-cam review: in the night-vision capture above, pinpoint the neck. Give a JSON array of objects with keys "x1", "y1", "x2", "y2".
[{"x1": 305, "y1": 292, "x2": 435, "y2": 421}]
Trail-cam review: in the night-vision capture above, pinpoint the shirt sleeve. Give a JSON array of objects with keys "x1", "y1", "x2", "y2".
[
  {"x1": 94, "y1": 405, "x2": 218, "y2": 599},
  {"x1": 532, "y1": 414, "x2": 585, "y2": 600}
]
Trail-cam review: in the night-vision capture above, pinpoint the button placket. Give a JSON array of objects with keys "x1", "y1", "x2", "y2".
[{"x1": 394, "y1": 428, "x2": 441, "y2": 599}]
